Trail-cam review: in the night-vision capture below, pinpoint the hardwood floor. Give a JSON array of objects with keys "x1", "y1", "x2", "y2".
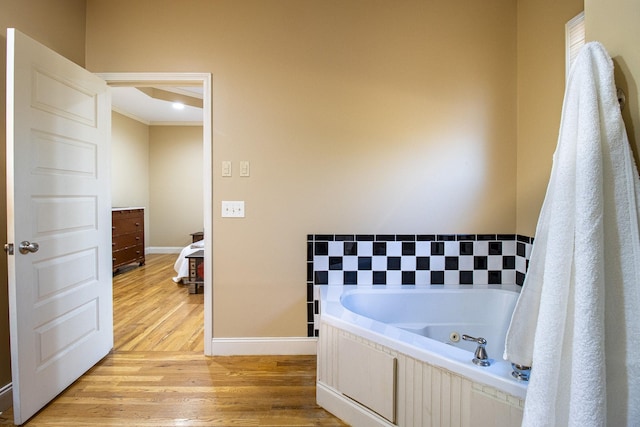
[
  {"x1": 0, "y1": 255, "x2": 345, "y2": 426},
  {"x1": 112, "y1": 254, "x2": 204, "y2": 352}
]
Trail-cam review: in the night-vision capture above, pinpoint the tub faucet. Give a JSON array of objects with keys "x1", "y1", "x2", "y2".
[{"x1": 462, "y1": 334, "x2": 491, "y2": 367}]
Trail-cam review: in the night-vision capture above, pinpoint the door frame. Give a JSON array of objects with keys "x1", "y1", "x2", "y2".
[{"x1": 97, "y1": 72, "x2": 213, "y2": 355}]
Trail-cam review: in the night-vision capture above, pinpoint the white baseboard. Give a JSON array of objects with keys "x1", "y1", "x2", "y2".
[
  {"x1": 210, "y1": 337, "x2": 317, "y2": 356},
  {"x1": 146, "y1": 246, "x2": 182, "y2": 254},
  {"x1": 317, "y1": 382, "x2": 393, "y2": 427},
  {"x1": 0, "y1": 382, "x2": 12, "y2": 412}
]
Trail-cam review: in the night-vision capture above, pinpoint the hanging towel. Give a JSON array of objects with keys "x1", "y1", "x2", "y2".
[{"x1": 503, "y1": 41, "x2": 640, "y2": 427}]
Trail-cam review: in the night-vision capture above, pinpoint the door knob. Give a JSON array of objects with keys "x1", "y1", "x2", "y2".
[{"x1": 19, "y1": 241, "x2": 39, "y2": 254}]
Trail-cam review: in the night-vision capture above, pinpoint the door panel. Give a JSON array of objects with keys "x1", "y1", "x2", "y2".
[{"x1": 6, "y1": 28, "x2": 113, "y2": 425}]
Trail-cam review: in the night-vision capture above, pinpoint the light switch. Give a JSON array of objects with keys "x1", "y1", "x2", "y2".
[
  {"x1": 221, "y1": 201, "x2": 245, "y2": 218},
  {"x1": 222, "y1": 161, "x2": 232, "y2": 177},
  {"x1": 240, "y1": 161, "x2": 250, "y2": 177}
]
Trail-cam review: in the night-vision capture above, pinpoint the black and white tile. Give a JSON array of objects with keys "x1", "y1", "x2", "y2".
[{"x1": 306, "y1": 233, "x2": 534, "y2": 337}]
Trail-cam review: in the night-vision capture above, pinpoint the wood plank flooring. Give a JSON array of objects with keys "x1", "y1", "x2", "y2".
[
  {"x1": 0, "y1": 254, "x2": 345, "y2": 426},
  {"x1": 112, "y1": 254, "x2": 204, "y2": 352}
]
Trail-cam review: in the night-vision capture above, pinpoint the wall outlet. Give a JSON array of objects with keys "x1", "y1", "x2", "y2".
[{"x1": 221, "y1": 201, "x2": 245, "y2": 218}]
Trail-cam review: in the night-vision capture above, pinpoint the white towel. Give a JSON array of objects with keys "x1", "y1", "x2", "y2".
[{"x1": 504, "y1": 42, "x2": 640, "y2": 427}]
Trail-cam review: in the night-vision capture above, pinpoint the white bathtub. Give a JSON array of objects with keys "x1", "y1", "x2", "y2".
[{"x1": 317, "y1": 285, "x2": 527, "y2": 427}]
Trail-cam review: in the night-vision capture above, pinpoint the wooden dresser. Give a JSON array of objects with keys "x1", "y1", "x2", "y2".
[{"x1": 112, "y1": 208, "x2": 145, "y2": 273}]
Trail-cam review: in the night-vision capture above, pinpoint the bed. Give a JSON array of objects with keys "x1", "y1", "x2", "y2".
[{"x1": 173, "y1": 239, "x2": 205, "y2": 283}]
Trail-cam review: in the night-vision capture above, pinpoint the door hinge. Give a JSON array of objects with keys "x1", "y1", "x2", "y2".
[{"x1": 4, "y1": 243, "x2": 14, "y2": 255}]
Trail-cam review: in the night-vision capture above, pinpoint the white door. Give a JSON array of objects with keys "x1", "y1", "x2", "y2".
[{"x1": 6, "y1": 29, "x2": 113, "y2": 425}]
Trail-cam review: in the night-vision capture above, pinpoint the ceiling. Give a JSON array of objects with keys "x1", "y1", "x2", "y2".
[{"x1": 110, "y1": 86, "x2": 203, "y2": 125}]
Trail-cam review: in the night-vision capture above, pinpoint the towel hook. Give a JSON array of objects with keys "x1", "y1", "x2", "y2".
[{"x1": 617, "y1": 87, "x2": 626, "y2": 111}]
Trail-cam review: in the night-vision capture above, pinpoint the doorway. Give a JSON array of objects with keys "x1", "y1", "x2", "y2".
[{"x1": 99, "y1": 72, "x2": 213, "y2": 355}]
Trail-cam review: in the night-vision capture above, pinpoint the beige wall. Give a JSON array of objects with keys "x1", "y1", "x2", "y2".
[
  {"x1": 585, "y1": 0, "x2": 640, "y2": 163},
  {"x1": 111, "y1": 113, "x2": 204, "y2": 248},
  {"x1": 515, "y1": 0, "x2": 584, "y2": 236},
  {"x1": 0, "y1": 0, "x2": 86, "y2": 406},
  {"x1": 86, "y1": 0, "x2": 517, "y2": 337},
  {"x1": 515, "y1": 0, "x2": 639, "y2": 236},
  {"x1": 111, "y1": 112, "x2": 149, "y2": 208},
  {"x1": 149, "y1": 125, "x2": 204, "y2": 247},
  {"x1": 0, "y1": 0, "x2": 633, "y2": 395}
]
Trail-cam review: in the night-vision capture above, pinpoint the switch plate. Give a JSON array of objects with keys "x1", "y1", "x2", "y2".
[
  {"x1": 222, "y1": 161, "x2": 232, "y2": 177},
  {"x1": 239, "y1": 160, "x2": 250, "y2": 177},
  {"x1": 221, "y1": 201, "x2": 245, "y2": 218}
]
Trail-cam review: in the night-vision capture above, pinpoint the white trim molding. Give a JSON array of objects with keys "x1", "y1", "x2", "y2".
[
  {"x1": 565, "y1": 11, "x2": 585, "y2": 79},
  {"x1": 211, "y1": 337, "x2": 317, "y2": 356},
  {"x1": 98, "y1": 72, "x2": 214, "y2": 356}
]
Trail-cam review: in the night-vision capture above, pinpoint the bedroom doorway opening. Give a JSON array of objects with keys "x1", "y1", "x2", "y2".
[{"x1": 99, "y1": 73, "x2": 213, "y2": 356}]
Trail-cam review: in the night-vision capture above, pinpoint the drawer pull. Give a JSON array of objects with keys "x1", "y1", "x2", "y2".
[{"x1": 135, "y1": 223, "x2": 140, "y2": 226}]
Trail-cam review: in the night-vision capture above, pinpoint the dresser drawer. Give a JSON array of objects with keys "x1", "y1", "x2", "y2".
[
  {"x1": 112, "y1": 232, "x2": 143, "y2": 251},
  {"x1": 112, "y1": 244, "x2": 144, "y2": 268},
  {"x1": 112, "y1": 217, "x2": 143, "y2": 236}
]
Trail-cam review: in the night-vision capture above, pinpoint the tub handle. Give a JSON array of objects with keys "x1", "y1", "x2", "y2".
[{"x1": 462, "y1": 334, "x2": 491, "y2": 367}]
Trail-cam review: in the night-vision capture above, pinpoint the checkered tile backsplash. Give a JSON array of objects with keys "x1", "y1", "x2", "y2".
[{"x1": 306, "y1": 234, "x2": 533, "y2": 337}]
